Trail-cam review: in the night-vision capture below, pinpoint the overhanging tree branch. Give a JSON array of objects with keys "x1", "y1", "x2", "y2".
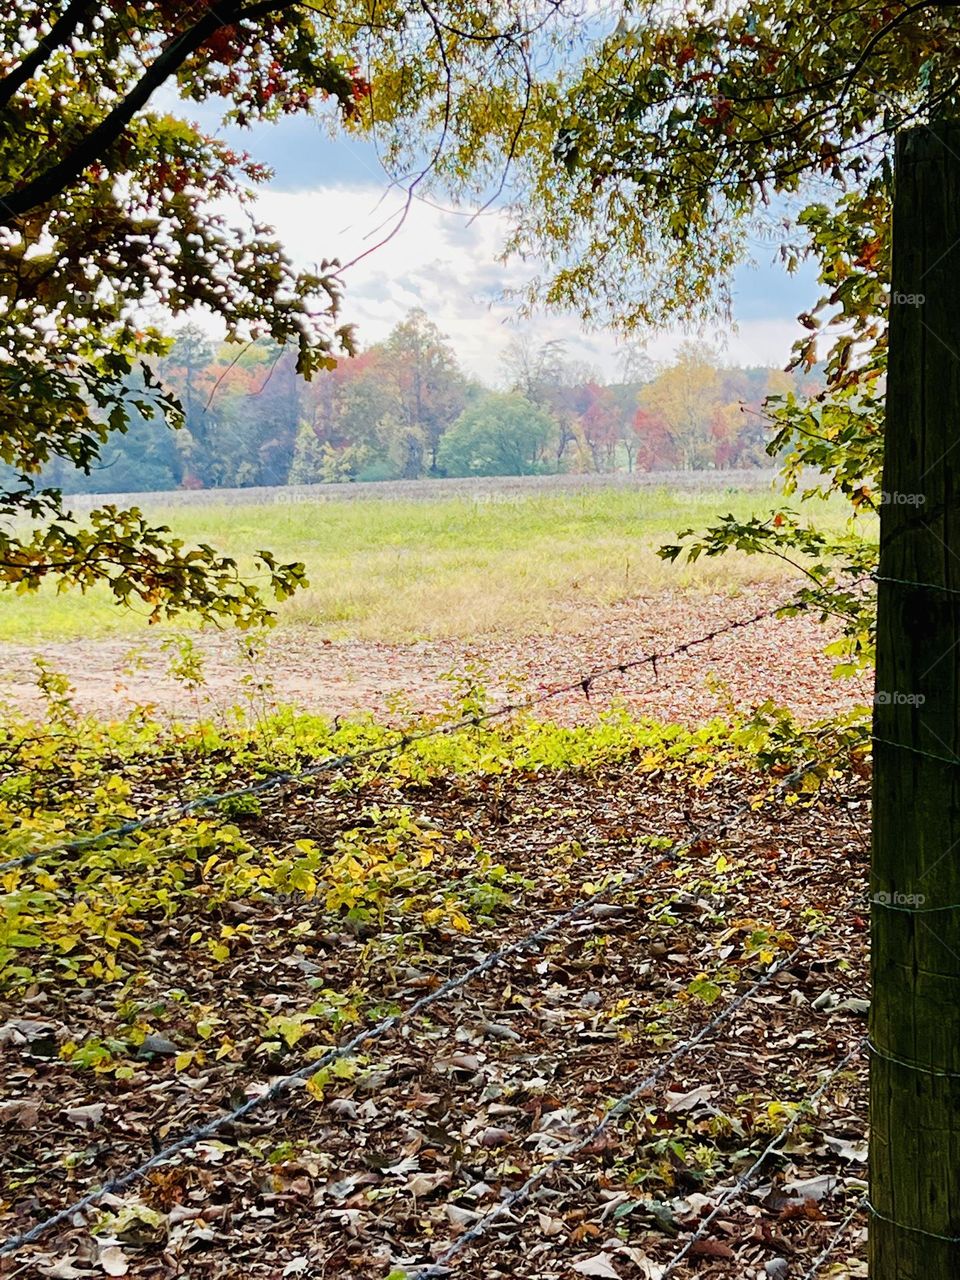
[
  {"x1": 0, "y1": 0, "x2": 99, "y2": 112},
  {"x1": 0, "y1": 0, "x2": 296, "y2": 225}
]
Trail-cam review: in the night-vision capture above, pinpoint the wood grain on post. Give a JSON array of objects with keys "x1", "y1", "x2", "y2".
[{"x1": 872, "y1": 121, "x2": 960, "y2": 1277}]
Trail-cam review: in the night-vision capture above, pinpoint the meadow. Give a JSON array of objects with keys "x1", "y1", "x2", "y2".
[{"x1": 0, "y1": 482, "x2": 867, "y2": 644}]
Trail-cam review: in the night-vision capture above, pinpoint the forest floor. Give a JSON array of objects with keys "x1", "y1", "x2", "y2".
[{"x1": 0, "y1": 704, "x2": 871, "y2": 1280}]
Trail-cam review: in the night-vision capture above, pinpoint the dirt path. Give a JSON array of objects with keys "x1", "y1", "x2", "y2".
[{"x1": 0, "y1": 587, "x2": 867, "y2": 725}]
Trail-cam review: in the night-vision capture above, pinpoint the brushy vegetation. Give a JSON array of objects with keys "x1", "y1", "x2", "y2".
[
  {"x1": 0, "y1": 660, "x2": 868, "y2": 1070},
  {"x1": 0, "y1": 487, "x2": 869, "y2": 643},
  {"x1": 0, "y1": 661, "x2": 871, "y2": 1276}
]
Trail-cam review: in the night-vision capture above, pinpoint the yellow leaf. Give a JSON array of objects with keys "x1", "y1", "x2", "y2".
[
  {"x1": 305, "y1": 1072, "x2": 327, "y2": 1100},
  {"x1": 448, "y1": 908, "x2": 472, "y2": 933}
]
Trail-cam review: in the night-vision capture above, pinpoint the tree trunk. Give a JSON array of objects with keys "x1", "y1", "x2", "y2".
[{"x1": 871, "y1": 120, "x2": 960, "y2": 1278}]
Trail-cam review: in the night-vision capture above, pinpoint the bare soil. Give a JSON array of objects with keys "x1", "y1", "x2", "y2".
[{"x1": 0, "y1": 587, "x2": 866, "y2": 727}]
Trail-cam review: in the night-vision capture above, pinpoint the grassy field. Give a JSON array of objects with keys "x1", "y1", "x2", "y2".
[{"x1": 2, "y1": 485, "x2": 869, "y2": 643}]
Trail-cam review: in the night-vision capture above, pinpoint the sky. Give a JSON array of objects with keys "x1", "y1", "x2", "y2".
[{"x1": 180, "y1": 99, "x2": 822, "y2": 384}]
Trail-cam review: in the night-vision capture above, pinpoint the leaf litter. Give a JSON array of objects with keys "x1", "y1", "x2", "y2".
[{"x1": 0, "y1": 732, "x2": 870, "y2": 1280}]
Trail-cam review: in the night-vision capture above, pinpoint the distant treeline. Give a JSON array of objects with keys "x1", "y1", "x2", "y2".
[{"x1": 44, "y1": 310, "x2": 819, "y2": 494}]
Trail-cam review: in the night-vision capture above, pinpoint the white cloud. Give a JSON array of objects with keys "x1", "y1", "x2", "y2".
[{"x1": 227, "y1": 184, "x2": 811, "y2": 382}]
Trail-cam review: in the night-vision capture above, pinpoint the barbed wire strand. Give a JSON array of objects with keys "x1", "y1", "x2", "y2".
[
  {"x1": 406, "y1": 944, "x2": 810, "y2": 1280},
  {"x1": 0, "y1": 593, "x2": 810, "y2": 876},
  {"x1": 874, "y1": 573, "x2": 960, "y2": 599},
  {"x1": 865, "y1": 1200, "x2": 960, "y2": 1243},
  {"x1": 661, "y1": 1038, "x2": 866, "y2": 1276},
  {"x1": 798, "y1": 1195, "x2": 868, "y2": 1280},
  {"x1": 0, "y1": 744, "x2": 841, "y2": 1258},
  {"x1": 871, "y1": 735, "x2": 960, "y2": 767}
]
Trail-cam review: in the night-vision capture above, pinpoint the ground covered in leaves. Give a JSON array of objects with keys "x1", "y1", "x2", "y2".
[
  {"x1": 0, "y1": 693, "x2": 870, "y2": 1280},
  {"x1": 0, "y1": 587, "x2": 867, "y2": 728}
]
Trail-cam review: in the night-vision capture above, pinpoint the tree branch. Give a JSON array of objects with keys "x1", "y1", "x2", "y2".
[
  {"x1": 0, "y1": 0, "x2": 294, "y2": 225},
  {"x1": 0, "y1": 0, "x2": 99, "y2": 112}
]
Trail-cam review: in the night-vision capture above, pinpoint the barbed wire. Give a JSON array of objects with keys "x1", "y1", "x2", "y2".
[
  {"x1": 661, "y1": 1037, "x2": 866, "y2": 1276},
  {"x1": 0, "y1": 592, "x2": 805, "y2": 876},
  {"x1": 0, "y1": 740, "x2": 842, "y2": 1258},
  {"x1": 871, "y1": 735, "x2": 960, "y2": 767},
  {"x1": 405, "y1": 944, "x2": 810, "y2": 1280},
  {"x1": 874, "y1": 572, "x2": 960, "y2": 599},
  {"x1": 799, "y1": 1195, "x2": 868, "y2": 1280},
  {"x1": 864, "y1": 1200, "x2": 960, "y2": 1243}
]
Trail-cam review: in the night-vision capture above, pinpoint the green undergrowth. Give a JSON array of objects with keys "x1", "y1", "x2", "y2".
[{"x1": 0, "y1": 665, "x2": 869, "y2": 1084}]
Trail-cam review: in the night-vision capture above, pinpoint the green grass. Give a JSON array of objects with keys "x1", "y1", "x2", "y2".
[{"x1": 0, "y1": 486, "x2": 870, "y2": 643}]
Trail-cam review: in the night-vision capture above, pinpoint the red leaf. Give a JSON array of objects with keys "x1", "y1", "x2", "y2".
[{"x1": 690, "y1": 1239, "x2": 735, "y2": 1259}]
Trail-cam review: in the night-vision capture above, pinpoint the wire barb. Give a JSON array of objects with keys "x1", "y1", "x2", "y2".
[{"x1": 0, "y1": 593, "x2": 813, "y2": 877}]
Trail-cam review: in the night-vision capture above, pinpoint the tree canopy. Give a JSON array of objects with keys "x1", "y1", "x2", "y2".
[
  {"x1": 0, "y1": 0, "x2": 564, "y2": 623},
  {"x1": 437, "y1": 391, "x2": 556, "y2": 476},
  {"x1": 507, "y1": 2, "x2": 960, "y2": 666},
  {"x1": 39, "y1": 317, "x2": 797, "y2": 490}
]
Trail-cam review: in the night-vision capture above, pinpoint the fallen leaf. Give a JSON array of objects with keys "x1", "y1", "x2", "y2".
[
  {"x1": 137, "y1": 1033, "x2": 178, "y2": 1057},
  {"x1": 572, "y1": 1253, "x2": 621, "y2": 1277},
  {"x1": 823, "y1": 1135, "x2": 868, "y2": 1163},
  {"x1": 446, "y1": 1204, "x2": 480, "y2": 1230},
  {"x1": 66, "y1": 1103, "x2": 106, "y2": 1126},
  {"x1": 783, "y1": 1174, "x2": 837, "y2": 1202},
  {"x1": 477, "y1": 1127, "x2": 513, "y2": 1147},
  {"x1": 537, "y1": 1212, "x2": 565, "y2": 1237},
  {"x1": 0, "y1": 1098, "x2": 40, "y2": 1127},
  {"x1": 407, "y1": 1172, "x2": 449, "y2": 1198},
  {"x1": 689, "y1": 1239, "x2": 735, "y2": 1260},
  {"x1": 479, "y1": 1021, "x2": 522, "y2": 1042},
  {"x1": 98, "y1": 1246, "x2": 129, "y2": 1277},
  {"x1": 38, "y1": 1258, "x2": 88, "y2": 1279},
  {"x1": 327, "y1": 1098, "x2": 358, "y2": 1121},
  {"x1": 664, "y1": 1085, "x2": 716, "y2": 1113}
]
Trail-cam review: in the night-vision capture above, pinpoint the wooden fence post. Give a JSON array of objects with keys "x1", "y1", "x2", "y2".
[{"x1": 871, "y1": 121, "x2": 960, "y2": 1277}]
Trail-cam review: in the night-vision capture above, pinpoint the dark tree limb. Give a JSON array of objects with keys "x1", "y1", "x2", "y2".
[
  {"x1": 0, "y1": 0, "x2": 99, "y2": 112},
  {"x1": 0, "y1": 0, "x2": 295, "y2": 225}
]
